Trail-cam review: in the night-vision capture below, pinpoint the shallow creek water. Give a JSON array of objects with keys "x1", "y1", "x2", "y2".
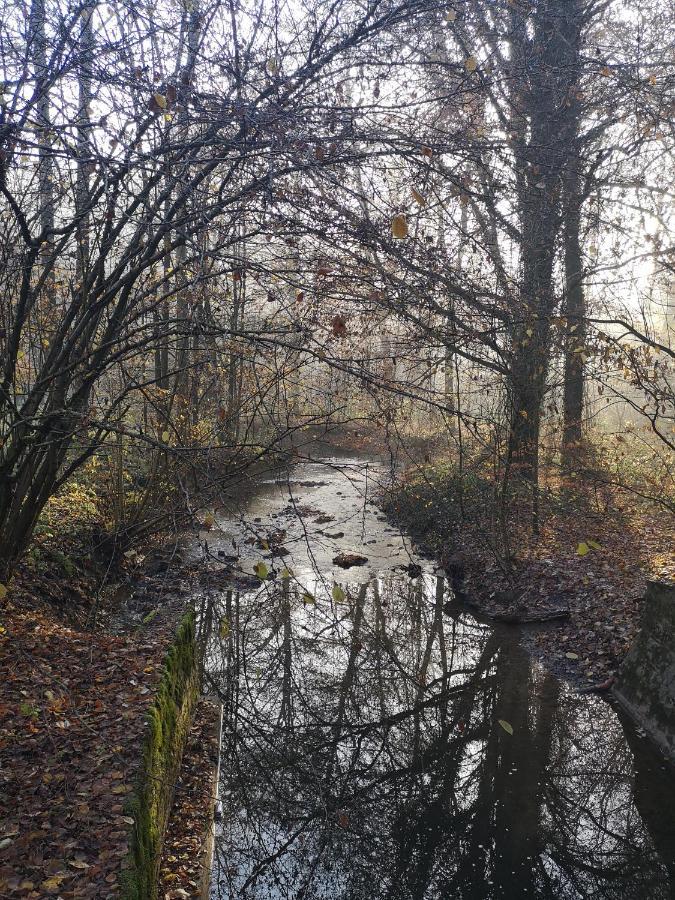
[{"x1": 195, "y1": 448, "x2": 675, "y2": 900}]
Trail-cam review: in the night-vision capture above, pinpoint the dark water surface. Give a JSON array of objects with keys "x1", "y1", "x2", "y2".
[{"x1": 198, "y1": 449, "x2": 675, "y2": 900}]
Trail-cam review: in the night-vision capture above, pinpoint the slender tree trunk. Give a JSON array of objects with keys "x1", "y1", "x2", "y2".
[
  {"x1": 76, "y1": 3, "x2": 94, "y2": 280},
  {"x1": 561, "y1": 165, "x2": 586, "y2": 467},
  {"x1": 30, "y1": 0, "x2": 54, "y2": 373},
  {"x1": 30, "y1": 0, "x2": 54, "y2": 241},
  {"x1": 172, "y1": 0, "x2": 201, "y2": 397},
  {"x1": 444, "y1": 201, "x2": 467, "y2": 435}
]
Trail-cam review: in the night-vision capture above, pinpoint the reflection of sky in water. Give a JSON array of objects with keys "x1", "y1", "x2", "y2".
[{"x1": 197, "y1": 453, "x2": 675, "y2": 900}]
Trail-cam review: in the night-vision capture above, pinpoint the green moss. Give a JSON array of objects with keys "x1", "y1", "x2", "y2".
[{"x1": 120, "y1": 610, "x2": 199, "y2": 899}]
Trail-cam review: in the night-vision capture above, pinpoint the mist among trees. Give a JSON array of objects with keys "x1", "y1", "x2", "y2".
[{"x1": 0, "y1": 0, "x2": 672, "y2": 581}]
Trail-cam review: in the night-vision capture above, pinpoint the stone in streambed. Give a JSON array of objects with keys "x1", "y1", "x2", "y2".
[{"x1": 333, "y1": 552, "x2": 368, "y2": 568}]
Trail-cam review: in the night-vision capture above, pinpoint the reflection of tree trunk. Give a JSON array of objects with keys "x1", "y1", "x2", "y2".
[
  {"x1": 372, "y1": 578, "x2": 389, "y2": 721},
  {"x1": 412, "y1": 577, "x2": 449, "y2": 762},
  {"x1": 392, "y1": 631, "x2": 501, "y2": 899},
  {"x1": 280, "y1": 576, "x2": 293, "y2": 728},
  {"x1": 492, "y1": 641, "x2": 555, "y2": 897},
  {"x1": 619, "y1": 711, "x2": 675, "y2": 888},
  {"x1": 434, "y1": 576, "x2": 449, "y2": 726},
  {"x1": 324, "y1": 582, "x2": 366, "y2": 785},
  {"x1": 218, "y1": 588, "x2": 240, "y2": 748}
]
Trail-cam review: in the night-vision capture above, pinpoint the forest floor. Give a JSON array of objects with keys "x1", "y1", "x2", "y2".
[
  {"x1": 0, "y1": 528, "x2": 211, "y2": 898},
  {"x1": 382, "y1": 458, "x2": 675, "y2": 691}
]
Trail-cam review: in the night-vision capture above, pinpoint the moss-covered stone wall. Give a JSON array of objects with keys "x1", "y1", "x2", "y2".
[
  {"x1": 615, "y1": 581, "x2": 675, "y2": 761},
  {"x1": 120, "y1": 610, "x2": 199, "y2": 899}
]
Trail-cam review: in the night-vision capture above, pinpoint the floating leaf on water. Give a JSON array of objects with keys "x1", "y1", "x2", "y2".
[
  {"x1": 498, "y1": 719, "x2": 513, "y2": 735},
  {"x1": 254, "y1": 561, "x2": 269, "y2": 580},
  {"x1": 391, "y1": 213, "x2": 408, "y2": 239}
]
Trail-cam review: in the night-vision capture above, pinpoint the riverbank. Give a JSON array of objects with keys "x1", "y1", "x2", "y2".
[
  {"x1": 0, "y1": 443, "x2": 295, "y2": 896},
  {"x1": 0, "y1": 535, "x2": 217, "y2": 898},
  {"x1": 2, "y1": 439, "x2": 673, "y2": 896},
  {"x1": 381, "y1": 461, "x2": 674, "y2": 690},
  {"x1": 195, "y1": 445, "x2": 675, "y2": 898}
]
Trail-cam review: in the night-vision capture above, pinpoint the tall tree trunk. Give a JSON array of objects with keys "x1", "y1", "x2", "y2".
[
  {"x1": 505, "y1": 0, "x2": 584, "y2": 486},
  {"x1": 30, "y1": 0, "x2": 54, "y2": 242},
  {"x1": 30, "y1": 0, "x2": 54, "y2": 373},
  {"x1": 76, "y1": 3, "x2": 94, "y2": 280},
  {"x1": 172, "y1": 0, "x2": 201, "y2": 397},
  {"x1": 443, "y1": 200, "x2": 467, "y2": 435},
  {"x1": 561, "y1": 164, "x2": 586, "y2": 468}
]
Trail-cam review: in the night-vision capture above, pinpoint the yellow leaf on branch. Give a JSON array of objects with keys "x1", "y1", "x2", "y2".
[{"x1": 411, "y1": 187, "x2": 427, "y2": 206}]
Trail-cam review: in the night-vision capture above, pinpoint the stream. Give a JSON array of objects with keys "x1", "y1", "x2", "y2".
[{"x1": 195, "y1": 447, "x2": 675, "y2": 900}]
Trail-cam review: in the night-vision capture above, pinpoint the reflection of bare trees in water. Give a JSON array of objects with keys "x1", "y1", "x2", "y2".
[{"x1": 198, "y1": 575, "x2": 674, "y2": 900}]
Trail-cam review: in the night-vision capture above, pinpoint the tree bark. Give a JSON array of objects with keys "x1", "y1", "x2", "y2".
[
  {"x1": 75, "y1": 3, "x2": 94, "y2": 280},
  {"x1": 30, "y1": 0, "x2": 54, "y2": 242},
  {"x1": 561, "y1": 165, "x2": 586, "y2": 467},
  {"x1": 505, "y1": 0, "x2": 584, "y2": 485}
]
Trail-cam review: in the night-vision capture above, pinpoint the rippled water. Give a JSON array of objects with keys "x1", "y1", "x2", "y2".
[{"x1": 196, "y1": 449, "x2": 675, "y2": 900}]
